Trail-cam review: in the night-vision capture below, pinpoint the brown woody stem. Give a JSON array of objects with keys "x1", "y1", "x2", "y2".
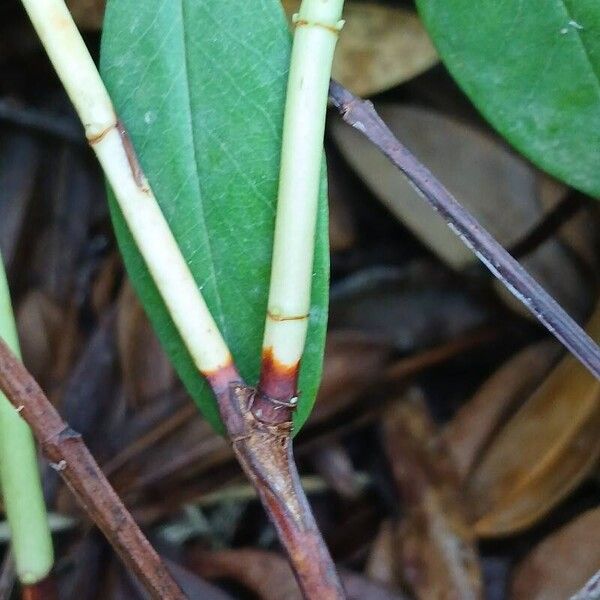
[
  {"x1": 328, "y1": 80, "x2": 600, "y2": 380},
  {"x1": 0, "y1": 339, "x2": 186, "y2": 600},
  {"x1": 205, "y1": 364, "x2": 345, "y2": 599}
]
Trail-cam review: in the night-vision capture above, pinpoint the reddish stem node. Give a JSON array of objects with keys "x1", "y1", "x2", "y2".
[
  {"x1": 255, "y1": 347, "x2": 299, "y2": 425},
  {"x1": 21, "y1": 576, "x2": 58, "y2": 600}
]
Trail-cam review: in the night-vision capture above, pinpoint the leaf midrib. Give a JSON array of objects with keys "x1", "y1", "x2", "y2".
[{"x1": 179, "y1": 0, "x2": 226, "y2": 331}]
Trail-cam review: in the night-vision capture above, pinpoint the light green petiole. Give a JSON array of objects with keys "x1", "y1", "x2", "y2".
[
  {"x1": 262, "y1": 0, "x2": 345, "y2": 369},
  {"x1": 0, "y1": 254, "x2": 54, "y2": 584}
]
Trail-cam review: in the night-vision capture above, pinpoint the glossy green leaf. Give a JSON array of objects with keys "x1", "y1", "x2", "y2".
[
  {"x1": 100, "y1": 0, "x2": 329, "y2": 433},
  {"x1": 416, "y1": 0, "x2": 600, "y2": 197}
]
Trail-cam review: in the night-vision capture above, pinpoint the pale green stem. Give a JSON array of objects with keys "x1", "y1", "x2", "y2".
[
  {"x1": 0, "y1": 255, "x2": 54, "y2": 584},
  {"x1": 20, "y1": 0, "x2": 232, "y2": 377},
  {"x1": 262, "y1": 0, "x2": 345, "y2": 368}
]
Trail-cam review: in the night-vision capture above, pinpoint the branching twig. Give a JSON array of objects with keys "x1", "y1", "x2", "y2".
[
  {"x1": 0, "y1": 338, "x2": 186, "y2": 600},
  {"x1": 329, "y1": 81, "x2": 600, "y2": 380}
]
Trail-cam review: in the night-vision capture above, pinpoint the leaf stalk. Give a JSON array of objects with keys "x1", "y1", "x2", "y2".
[
  {"x1": 260, "y1": 0, "x2": 345, "y2": 394},
  {"x1": 0, "y1": 255, "x2": 54, "y2": 587},
  {"x1": 20, "y1": 0, "x2": 232, "y2": 380}
]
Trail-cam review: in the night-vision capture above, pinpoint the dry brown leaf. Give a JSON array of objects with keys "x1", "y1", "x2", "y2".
[
  {"x1": 0, "y1": 132, "x2": 40, "y2": 269},
  {"x1": 117, "y1": 281, "x2": 176, "y2": 407},
  {"x1": 538, "y1": 181, "x2": 599, "y2": 272},
  {"x1": 570, "y1": 571, "x2": 600, "y2": 600},
  {"x1": 311, "y1": 442, "x2": 363, "y2": 499},
  {"x1": 383, "y1": 390, "x2": 483, "y2": 600},
  {"x1": 329, "y1": 184, "x2": 356, "y2": 252},
  {"x1": 113, "y1": 407, "x2": 231, "y2": 499},
  {"x1": 555, "y1": 203, "x2": 600, "y2": 272},
  {"x1": 91, "y1": 252, "x2": 122, "y2": 317},
  {"x1": 366, "y1": 520, "x2": 398, "y2": 588},
  {"x1": 308, "y1": 329, "x2": 393, "y2": 425},
  {"x1": 327, "y1": 148, "x2": 357, "y2": 252},
  {"x1": 469, "y1": 305, "x2": 600, "y2": 537},
  {"x1": 443, "y1": 340, "x2": 560, "y2": 481},
  {"x1": 509, "y1": 508, "x2": 600, "y2": 600},
  {"x1": 329, "y1": 265, "x2": 488, "y2": 352},
  {"x1": 111, "y1": 557, "x2": 234, "y2": 600},
  {"x1": 189, "y1": 547, "x2": 407, "y2": 600},
  {"x1": 331, "y1": 105, "x2": 591, "y2": 320},
  {"x1": 16, "y1": 289, "x2": 65, "y2": 385},
  {"x1": 283, "y1": 1, "x2": 438, "y2": 96},
  {"x1": 65, "y1": 0, "x2": 105, "y2": 30}
]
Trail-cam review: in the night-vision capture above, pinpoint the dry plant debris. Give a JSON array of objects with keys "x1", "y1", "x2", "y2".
[{"x1": 0, "y1": 0, "x2": 598, "y2": 598}]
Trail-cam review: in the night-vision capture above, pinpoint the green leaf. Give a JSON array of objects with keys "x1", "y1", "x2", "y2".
[
  {"x1": 416, "y1": 0, "x2": 600, "y2": 197},
  {"x1": 100, "y1": 0, "x2": 329, "y2": 434}
]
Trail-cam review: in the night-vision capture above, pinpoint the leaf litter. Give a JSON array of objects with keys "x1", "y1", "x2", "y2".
[{"x1": 0, "y1": 1, "x2": 598, "y2": 597}]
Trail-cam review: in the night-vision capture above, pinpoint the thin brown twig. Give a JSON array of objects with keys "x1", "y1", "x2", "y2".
[
  {"x1": 0, "y1": 339, "x2": 186, "y2": 600},
  {"x1": 328, "y1": 80, "x2": 600, "y2": 380}
]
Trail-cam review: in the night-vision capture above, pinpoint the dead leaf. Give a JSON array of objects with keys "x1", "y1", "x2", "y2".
[
  {"x1": 331, "y1": 105, "x2": 591, "y2": 320},
  {"x1": 91, "y1": 252, "x2": 122, "y2": 317},
  {"x1": 569, "y1": 570, "x2": 600, "y2": 600},
  {"x1": 114, "y1": 410, "x2": 231, "y2": 496},
  {"x1": 469, "y1": 305, "x2": 600, "y2": 537},
  {"x1": 0, "y1": 132, "x2": 40, "y2": 269},
  {"x1": 283, "y1": 2, "x2": 438, "y2": 96},
  {"x1": 510, "y1": 508, "x2": 600, "y2": 600},
  {"x1": 111, "y1": 557, "x2": 234, "y2": 600},
  {"x1": 383, "y1": 389, "x2": 483, "y2": 600},
  {"x1": 58, "y1": 310, "x2": 118, "y2": 448},
  {"x1": 189, "y1": 547, "x2": 407, "y2": 600},
  {"x1": 538, "y1": 183, "x2": 599, "y2": 273},
  {"x1": 310, "y1": 442, "x2": 362, "y2": 499},
  {"x1": 330, "y1": 264, "x2": 488, "y2": 352},
  {"x1": 16, "y1": 289, "x2": 65, "y2": 385},
  {"x1": 327, "y1": 148, "x2": 357, "y2": 252},
  {"x1": 117, "y1": 280, "x2": 176, "y2": 407},
  {"x1": 308, "y1": 329, "x2": 393, "y2": 425},
  {"x1": 165, "y1": 559, "x2": 234, "y2": 600},
  {"x1": 32, "y1": 146, "x2": 96, "y2": 303},
  {"x1": 49, "y1": 310, "x2": 119, "y2": 510},
  {"x1": 65, "y1": 0, "x2": 105, "y2": 30},
  {"x1": 443, "y1": 340, "x2": 560, "y2": 481},
  {"x1": 329, "y1": 185, "x2": 356, "y2": 252},
  {"x1": 366, "y1": 520, "x2": 397, "y2": 588}
]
